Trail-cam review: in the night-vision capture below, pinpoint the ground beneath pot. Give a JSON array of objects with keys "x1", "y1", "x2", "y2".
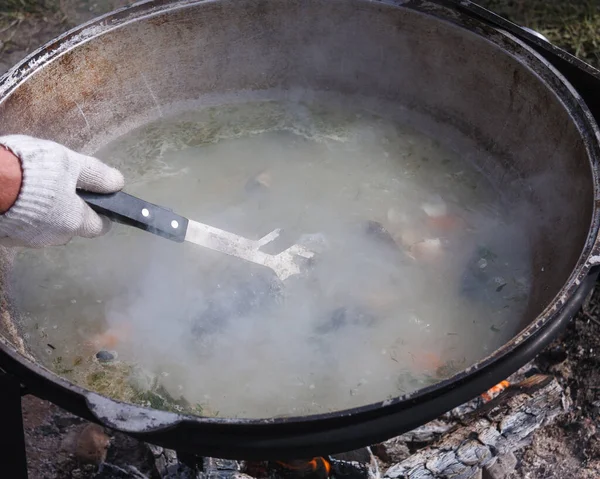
[
  {"x1": 3, "y1": 1, "x2": 600, "y2": 478},
  {"x1": 0, "y1": 0, "x2": 131, "y2": 77},
  {"x1": 514, "y1": 305, "x2": 600, "y2": 479}
]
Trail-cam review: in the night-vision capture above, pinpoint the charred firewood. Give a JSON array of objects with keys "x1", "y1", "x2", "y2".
[{"x1": 382, "y1": 374, "x2": 564, "y2": 479}]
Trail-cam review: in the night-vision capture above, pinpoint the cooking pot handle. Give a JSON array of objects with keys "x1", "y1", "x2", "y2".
[{"x1": 77, "y1": 190, "x2": 189, "y2": 242}]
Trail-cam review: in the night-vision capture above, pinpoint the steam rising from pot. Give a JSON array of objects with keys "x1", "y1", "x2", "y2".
[{"x1": 11, "y1": 98, "x2": 534, "y2": 418}]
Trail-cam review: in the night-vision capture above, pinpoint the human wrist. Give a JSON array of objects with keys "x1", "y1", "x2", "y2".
[
  {"x1": 0, "y1": 145, "x2": 23, "y2": 213},
  {"x1": 0, "y1": 136, "x2": 65, "y2": 243}
]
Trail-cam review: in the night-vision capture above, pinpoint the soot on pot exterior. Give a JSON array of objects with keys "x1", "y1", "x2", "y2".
[{"x1": 1, "y1": 0, "x2": 600, "y2": 459}]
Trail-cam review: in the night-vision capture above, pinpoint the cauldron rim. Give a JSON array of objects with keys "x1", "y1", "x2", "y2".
[{"x1": 1, "y1": 0, "x2": 600, "y2": 459}]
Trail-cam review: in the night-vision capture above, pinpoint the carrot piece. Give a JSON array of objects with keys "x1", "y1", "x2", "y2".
[{"x1": 427, "y1": 214, "x2": 465, "y2": 232}]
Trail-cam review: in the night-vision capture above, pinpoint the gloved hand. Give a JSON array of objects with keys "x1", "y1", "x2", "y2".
[{"x1": 0, "y1": 135, "x2": 124, "y2": 248}]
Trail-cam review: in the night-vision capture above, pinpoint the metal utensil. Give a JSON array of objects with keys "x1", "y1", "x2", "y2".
[{"x1": 78, "y1": 190, "x2": 315, "y2": 281}]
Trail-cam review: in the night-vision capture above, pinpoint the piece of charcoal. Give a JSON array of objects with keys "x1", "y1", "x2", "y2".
[
  {"x1": 328, "y1": 457, "x2": 370, "y2": 479},
  {"x1": 331, "y1": 448, "x2": 372, "y2": 463}
]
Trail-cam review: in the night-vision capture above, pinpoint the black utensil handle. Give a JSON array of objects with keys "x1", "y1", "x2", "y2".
[{"x1": 78, "y1": 190, "x2": 189, "y2": 243}]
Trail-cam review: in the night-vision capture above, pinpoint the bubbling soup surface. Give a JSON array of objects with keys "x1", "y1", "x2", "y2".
[{"x1": 12, "y1": 98, "x2": 533, "y2": 418}]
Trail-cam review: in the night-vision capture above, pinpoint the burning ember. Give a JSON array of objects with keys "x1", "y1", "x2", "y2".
[
  {"x1": 481, "y1": 380, "x2": 510, "y2": 403},
  {"x1": 272, "y1": 458, "x2": 331, "y2": 478},
  {"x1": 244, "y1": 450, "x2": 374, "y2": 479}
]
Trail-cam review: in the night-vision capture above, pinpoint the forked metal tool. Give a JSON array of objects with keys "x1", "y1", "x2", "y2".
[{"x1": 78, "y1": 190, "x2": 315, "y2": 281}]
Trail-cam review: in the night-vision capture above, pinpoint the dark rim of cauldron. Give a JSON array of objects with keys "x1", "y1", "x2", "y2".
[{"x1": 1, "y1": 0, "x2": 600, "y2": 458}]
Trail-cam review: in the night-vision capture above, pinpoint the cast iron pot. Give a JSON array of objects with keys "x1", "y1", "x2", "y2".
[{"x1": 1, "y1": 0, "x2": 600, "y2": 460}]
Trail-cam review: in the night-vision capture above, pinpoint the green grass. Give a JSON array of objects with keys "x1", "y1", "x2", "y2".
[
  {"x1": 1, "y1": 1, "x2": 599, "y2": 68},
  {"x1": 1, "y1": 0, "x2": 54, "y2": 16},
  {"x1": 0, "y1": 0, "x2": 60, "y2": 55},
  {"x1": 477, "y1": 0, "x2": 600, "y2": 68},
  {"x1": 4, "y1": 0, "x2": 53, "y2": 9}
]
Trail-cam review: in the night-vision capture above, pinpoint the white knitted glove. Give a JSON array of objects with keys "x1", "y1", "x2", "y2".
[{"x1": 0, "y1": 135, "x2": 124, "y2": 248}]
